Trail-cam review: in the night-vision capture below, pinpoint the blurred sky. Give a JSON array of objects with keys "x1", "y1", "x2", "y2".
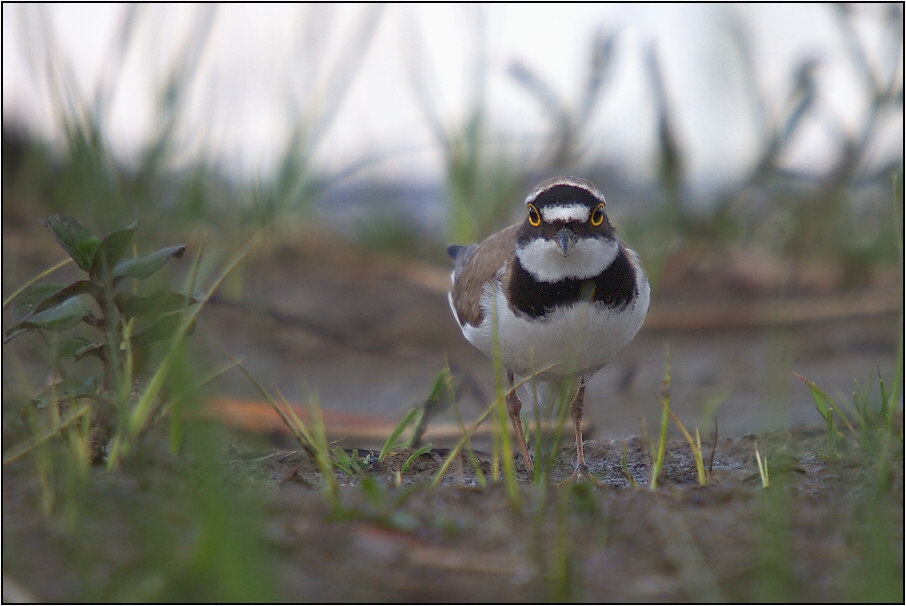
[{"x1": 2, "y1": 4, "x2": 902, "y2": 196}]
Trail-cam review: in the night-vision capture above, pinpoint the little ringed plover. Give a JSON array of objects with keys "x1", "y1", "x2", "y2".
[{"x1": 447, "y1": 176, "x2": 650, "y2": 480}]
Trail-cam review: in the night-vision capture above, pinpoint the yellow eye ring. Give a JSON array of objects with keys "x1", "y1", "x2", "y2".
[
  {"x1": 590, "y1": 203, "x2": 605, "y2": 227},
  {"x1": 527, "y1": 204, "x2": 542, "y2": 227}
]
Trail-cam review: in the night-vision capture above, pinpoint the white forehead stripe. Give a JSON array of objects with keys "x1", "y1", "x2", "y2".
[{"x1": 540, "y1": 204, "x2": 591, "y2": 223}]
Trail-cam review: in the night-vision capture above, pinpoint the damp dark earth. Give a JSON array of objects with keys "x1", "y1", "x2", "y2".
[{"x1": 3, "y1": 224, "x2": 903, "y2": 603}]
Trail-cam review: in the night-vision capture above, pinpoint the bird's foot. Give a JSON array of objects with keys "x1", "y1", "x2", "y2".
[
  {"x1": 558, "y1": 463, "x2": 601, "y2": 485},
  {"x1": 516, "y1": 454, "x2": 535, "y2": 478}
]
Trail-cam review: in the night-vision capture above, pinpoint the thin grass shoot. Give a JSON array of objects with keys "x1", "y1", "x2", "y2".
[
  {"x1": 380, "y1": 407, "x2": 419, "y2": 461},
  {"x1": 490, "y1": 293, "x2": 519, "y2": 503},
  {"x1": 755, "y1": 441, "x2": 770, "y2": 489},
  {"x1": 401, "y1": 444, "x2": 434, "y2": 473},
  {"x1": 430, "y1": 364, "x2": 556, "y2": 488},
  {"x1": 650, "y1": 343, "x2": 671, "y2": 490},
  {"x1": 619, "y1": 443, "x2": 640, "y2": 489},
  {"x1": 448, "y1": 377, "x2": 487, "y2": 487},
  {"x1": 662, "y1": 404, "x2": 707, "y2": 486}
]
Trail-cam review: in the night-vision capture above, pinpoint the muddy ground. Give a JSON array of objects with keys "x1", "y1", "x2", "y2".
[
  {"x1": 2, "y1": 219, "x2": 903, "y2": 602},
  {"x1": 3, "y1": 426, "x2": 903, "y2": 602}
]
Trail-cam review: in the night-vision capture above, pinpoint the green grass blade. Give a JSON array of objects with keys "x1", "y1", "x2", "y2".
[
  {"x1": 431, "y1": 364, "x2": 556, "y2": 488},
  {"x1": 129, "y1": 231, "x2": 262, "y2": 436},
  {"x1": 409, "y1": 367, "x2": 453, "y2": 448},
  {"x1": 431, "y1": 401, "x2": 497, "y2": 488},
  {"x1": 276, "y1": 390, "x2": 320, "y2": 455},
  {"x1": 3, "y1": 403, "x2": 91, "y2": 466},
  {"x1": 226, "y1": 352, "x2": 315, "y2": 456},
  {"x1": 620, "y1": 444, "x2": 639, "y2": 489},
  {"x1": 450, "y1": 378, "x2": 487, "y2": 487},
  {"x1": 305, "y1": 391, "x2": 340, "y2": 504},
  {"x1": 332, "y1": 447, "x2": 357, "y2": 477},
  {"x1": 651, "y1": 343, "x2": 671, "y2": 490},
  {"x1": 3, "y1": 258, "x2": 73, "y2": 309},
  {"x1": 490, "y1": 294, "x2": 519, "y2": 503},
  {"x1": 401, "y1": 444, "x2": 434, "y2": 473},
  {"x1": 793, "y1": 372, "x2": 856, "y2": 435},
  {"x1": 380, "y1": 407, "x2": 419, "y2": 461},
  {"x1": 664, "y1": 404, "x2": 706, "y2": 486},
  {"x1": 755, "y1": 441, "x2": 770, "y2": 489}
]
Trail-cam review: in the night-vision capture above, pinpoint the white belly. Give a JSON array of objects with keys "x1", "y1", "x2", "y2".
[{"x1": 460, "y1": 279, "x2": 650, "y2": 381}]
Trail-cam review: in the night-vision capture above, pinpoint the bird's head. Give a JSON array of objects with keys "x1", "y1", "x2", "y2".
[{"x1": 515, "y1": 176, "x2": 619, "y2": 283}]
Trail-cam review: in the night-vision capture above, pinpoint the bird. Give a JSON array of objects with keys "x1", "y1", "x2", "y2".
[{"x1": 447, "y1": 176, "x2": 650, "y2": 480}]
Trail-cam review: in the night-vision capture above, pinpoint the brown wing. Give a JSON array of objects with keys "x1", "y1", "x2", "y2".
[{"x1": 450, "y1": 223, "x2": 520, "y2": 327}]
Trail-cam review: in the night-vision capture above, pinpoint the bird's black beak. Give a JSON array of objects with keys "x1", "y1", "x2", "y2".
[{"x1": 556, "y1": 228, "x2": 579, "y2": 256}]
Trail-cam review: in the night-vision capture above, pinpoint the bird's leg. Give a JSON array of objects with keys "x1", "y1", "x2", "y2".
[
  {"x1": 571, "y1": 378, "x2": 588, "y2": 469},
  {"x1": 563, "y1": 377, "x2": 599, "y2": 484},
  {"x1": 506, "y1": 370, "x2": 534, "y2": 474}
]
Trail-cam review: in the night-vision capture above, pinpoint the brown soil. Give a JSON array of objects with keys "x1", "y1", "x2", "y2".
[{"x1": 3, "y1": 427, "x2": 902, "y2": 602}]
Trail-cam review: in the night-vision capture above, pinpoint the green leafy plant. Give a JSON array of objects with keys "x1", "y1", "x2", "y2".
[
  {"x1": 5, "y1": 214, "x2": 198, "y2": 460},
  {"x1": 794, "y1": 364, "x2": 901, "y2": 464},
  {"x1": 332, "y1": 447, "x2": 373, "y2": 476},
  {"x1": 6, "y1": 215, "x2": 196, "y2": 382}
]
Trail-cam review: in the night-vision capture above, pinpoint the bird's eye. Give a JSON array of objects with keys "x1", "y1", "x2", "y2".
[
  {"x1": 527, "y1": 204, "x2": 542, "y2": 227},
  {"x1": 590, "y1": 203, "x2": 605, "y2": 227}
]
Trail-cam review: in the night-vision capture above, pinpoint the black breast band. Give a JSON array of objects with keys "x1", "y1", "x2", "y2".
[{"x1": 508, "y1": 247, "x2": 637, "y2": 319}]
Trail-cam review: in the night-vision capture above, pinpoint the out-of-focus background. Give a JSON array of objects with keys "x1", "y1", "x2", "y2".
[{"x1": 3, "y1": 4, "x2": 903, "y2": 445}]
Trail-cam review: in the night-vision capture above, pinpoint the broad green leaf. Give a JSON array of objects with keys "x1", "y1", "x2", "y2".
[
  {"x1": 41, "y1": 215, "x2": 99, "y2": 272},
  {"x1": 31, "y1": 281, "x2": 100, "y2": 317},
  {"x1": 112, "y1": 245, "x2": 187, "y2": 281},
  {"x1": 8, "y1": 297, "x2": 93, "y2": 338},
  {"x1": 33, "y1": 376, "x2": 98, "y2": 409},
  {"x1": 113, "y1": 289, "x2": 200, "y2": 318},
  {"x1": 8, "y1": 283, "x2": 67, "y2": 322},
  {"x1": 4, "y1": 327, "x2": 27, "y2": 343},
  {"x1": 89, "y1": 220, "x2": 140, "y2": 280},
  {"x1": 3, "y1": 258, "x2": 73, "y2": 309},
  {"x1": 130, "y1": 313, "x2": 196, "y2": 348}
]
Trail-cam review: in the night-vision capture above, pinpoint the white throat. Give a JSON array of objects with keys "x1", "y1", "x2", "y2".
[{"x1": 516, "y1": 236, "x2": 619, "y2": 283}]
